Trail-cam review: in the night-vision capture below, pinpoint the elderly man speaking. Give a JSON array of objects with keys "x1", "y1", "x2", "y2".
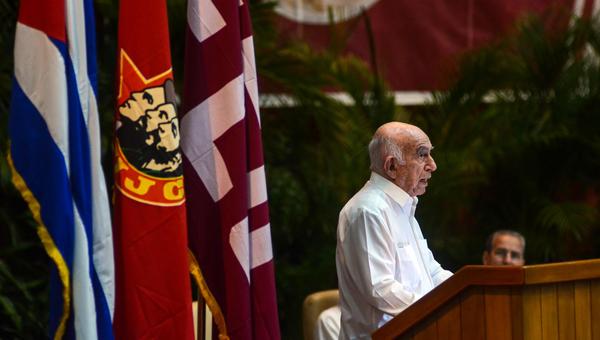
[{"x1": 336, "y1": 122, "x2": 452, "y2": 339}]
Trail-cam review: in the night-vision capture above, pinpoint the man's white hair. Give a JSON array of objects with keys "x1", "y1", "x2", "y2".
[{"x1": 368, "y1": 134, "x2": 404, "y2": 173}]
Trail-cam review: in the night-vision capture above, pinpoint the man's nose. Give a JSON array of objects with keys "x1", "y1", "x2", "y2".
[{"x1": 427, "y1": 156, "x2": 437, "y2": 172}]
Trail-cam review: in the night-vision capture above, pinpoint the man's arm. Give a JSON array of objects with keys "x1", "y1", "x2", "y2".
[{"x1": 415, "y1": 238, "x2": 452, "y2": 285}]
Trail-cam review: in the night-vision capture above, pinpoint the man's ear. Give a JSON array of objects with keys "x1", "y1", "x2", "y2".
[
  {"x1": 482, "y1": 251, "x2": 489, "y2": 265},
  {"x1": 384, "y1": 157, "x2": 396, "y2": 179}
]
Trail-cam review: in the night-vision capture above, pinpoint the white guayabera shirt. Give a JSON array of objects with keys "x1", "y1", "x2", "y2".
[{"x1": 336, "y1": 172, "x2": 453, "y2": 340}]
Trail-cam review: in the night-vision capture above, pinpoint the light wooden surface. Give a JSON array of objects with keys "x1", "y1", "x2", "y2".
[
  {"x1": 540, "y1": 285, "x2": 558, "y2": 340},
  {"x1": 509, "y1": 288, "x2": 523, "y2": 340},
  {"x1": 522, "y1": 285, "x2": 542, "y2": 340},
  {"x1": 557, "y1": 282, "x2": 575, "y2": 340},
  {"x1": 372, "y1": 259, "x2": 600, "y2": 340},
  {"x1": 592, "y1": 280, "x2": 600, "y2": 340},
  {"x1": 574, "y1": 281, "x2": 592, "y2": 340},
  {"x1": 524, "y1": 259, "x2": 600, "y2": 284}
]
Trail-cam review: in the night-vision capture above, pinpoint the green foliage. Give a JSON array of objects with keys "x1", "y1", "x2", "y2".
[
  {"x1": 415, "y1": 13, "x2": 600, "y2": 269},
  {"x1": 0, "y1": 212, "x2": 49, "y2": 338}
]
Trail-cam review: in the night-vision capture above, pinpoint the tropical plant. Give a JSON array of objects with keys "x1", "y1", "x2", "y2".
[{"x1": 413, "y1": 12, "x2": 600, "y2": 268}]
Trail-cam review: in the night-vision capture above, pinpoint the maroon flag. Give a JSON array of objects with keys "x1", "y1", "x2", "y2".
[{"x1": 180, "y1": 0, "x2": 281, "y2": 339}]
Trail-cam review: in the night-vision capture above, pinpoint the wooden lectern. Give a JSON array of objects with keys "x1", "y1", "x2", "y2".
[{"x1": 372, "y1": 259, "x2": 600, "y2": 340}]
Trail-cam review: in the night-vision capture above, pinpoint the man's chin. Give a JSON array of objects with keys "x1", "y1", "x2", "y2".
[{"x1": 414, "y1": 186, "x2": 427, "y2": 196}]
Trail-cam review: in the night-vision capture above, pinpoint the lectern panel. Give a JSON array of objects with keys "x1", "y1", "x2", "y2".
[
  {"x1": 484, "y1": 287, "x2": 512, "y2": 340},
  {"x1": 574, "y1": 281, "x2": 592, "y2": 340},
  {"x1": 436, "y1": 298, "x2": 461, "y2": 340},
  {"x1": 540, "y1": 285, "x2": 558, "y2": 340},
  {"x1": 372, "y1": 261, "x2": 600, "y2": 340},
  {"x1": 509, "y1": 288, "x2": 523, "y2": 340},
  {"x1": 411, "y1": 318, "x2": 437, "y2": 340},
  {"x1": 460, "y1": 287, "x2": 485, "y2": 339},
  {"x1": 556, "y1": 282, "x2": 575, "y2": 340},
  {"x1": 590, "y1": 280, "x2": 600, "y2": 340},
  {"x1": 523, "y1": 285, "x2": 542, "y2": 340}
]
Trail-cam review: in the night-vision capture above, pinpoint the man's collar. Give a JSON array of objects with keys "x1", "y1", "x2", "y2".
[{"x1": 369, "y1": 172, "x2": 417, "y2": 211}]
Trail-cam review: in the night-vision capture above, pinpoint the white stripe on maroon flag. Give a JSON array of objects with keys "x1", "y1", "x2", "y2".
[{"x1": 181, "y1": 0, "x2": 281, "y2": 339}]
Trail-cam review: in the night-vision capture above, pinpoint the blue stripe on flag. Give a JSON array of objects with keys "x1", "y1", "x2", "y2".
[
  {"x1": 71, "y1": 0, "x2": 116, "y2": 333},
  {"x1": 76, "y1": 0, "x2": 116, "y2": 329},
  {"x1": 53, "y1": 31, "x2": 114, "y2": 339},
  {"x1": 54, "y1": 37, "x2": 94, "y2": 245},
  {"x1": 91, "y1": 272, "x2": 113, "y2": 340},
  {"x1": 9, "y1": 79, "x2": 75, "y2": 337},
  {"x1": 51, "y1": 37, "x2": 94, "y2": 252},
  {"x1": 83, "y1": 0, "x2": 98, "y2": 95}
]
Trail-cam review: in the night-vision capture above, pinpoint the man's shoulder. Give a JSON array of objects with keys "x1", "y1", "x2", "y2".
[{"x1": 341, "y1": 184, "x2": 390, "y2": 217}]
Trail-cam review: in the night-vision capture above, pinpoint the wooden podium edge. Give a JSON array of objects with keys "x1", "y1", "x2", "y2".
[
  {"x1": 524, "y1": 259, "x2": 600, "y2": 284},
  {"x1": 373, "y1": 259, "x2": 600, "y2": 340},
  {"x1": 372, "y1": 265, "x2": 524, "y2": 339}
]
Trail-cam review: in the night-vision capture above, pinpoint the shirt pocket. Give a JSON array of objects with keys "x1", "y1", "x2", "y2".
[{"x1": 395, "y1": 243, "x2": 421, "y2": 290}]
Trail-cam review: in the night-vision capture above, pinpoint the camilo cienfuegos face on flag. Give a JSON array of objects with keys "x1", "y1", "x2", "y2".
[{"x1": 112, "y1": 0, "x2": 194, "y2": 338}]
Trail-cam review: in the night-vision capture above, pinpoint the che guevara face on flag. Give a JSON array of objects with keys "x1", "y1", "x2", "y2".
[
  {"x1": 117, "y1": 80, "x2": 181, "y2": 175},
  {"x1": 114, "y1": 50, "x2": 185, "y2": 206}
]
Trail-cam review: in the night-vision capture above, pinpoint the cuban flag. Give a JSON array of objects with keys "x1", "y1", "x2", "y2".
[{"x1": 8, "y1": 0, "x2": 114, "y2": 339}]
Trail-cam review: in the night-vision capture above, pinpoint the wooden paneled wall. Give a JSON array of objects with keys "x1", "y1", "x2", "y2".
[
  {"x1": 401, "y1": 280, "x2": 600, "y2": 340},
  {"x1": 522, "y1": 280, "x2": 600, "y2": 340}
]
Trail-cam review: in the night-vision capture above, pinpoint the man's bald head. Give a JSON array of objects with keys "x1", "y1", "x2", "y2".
[
  {"x1": 376, "y1": 122, "x2": 426, "y2": 140},
  {"x1": 368, "y1": 122, "x2": 437, "y2": 196},
  {"x1": 369, "y1": 122, "x2": 429, "y2": 172}
]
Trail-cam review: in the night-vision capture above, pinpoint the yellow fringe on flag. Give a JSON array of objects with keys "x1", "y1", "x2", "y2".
[
  {"x1": 7, "y1": 152, "x2": 71, "y2": 340},
  {"x1": 188, "y1": 250, "x2": 229, "y2": 340}
]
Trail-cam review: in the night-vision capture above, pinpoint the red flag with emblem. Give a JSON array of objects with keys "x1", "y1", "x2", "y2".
[
  {"x1": 180, "y1": 0, "x2": 281, "y2": 339},
  {"x1": 112, "y1": 0, "x2": 194, "y2": 338}
]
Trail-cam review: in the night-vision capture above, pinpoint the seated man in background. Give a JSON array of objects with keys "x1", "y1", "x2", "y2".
[{"x1": 482, "y1": 229, "x2": 526, "y2": 266}]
